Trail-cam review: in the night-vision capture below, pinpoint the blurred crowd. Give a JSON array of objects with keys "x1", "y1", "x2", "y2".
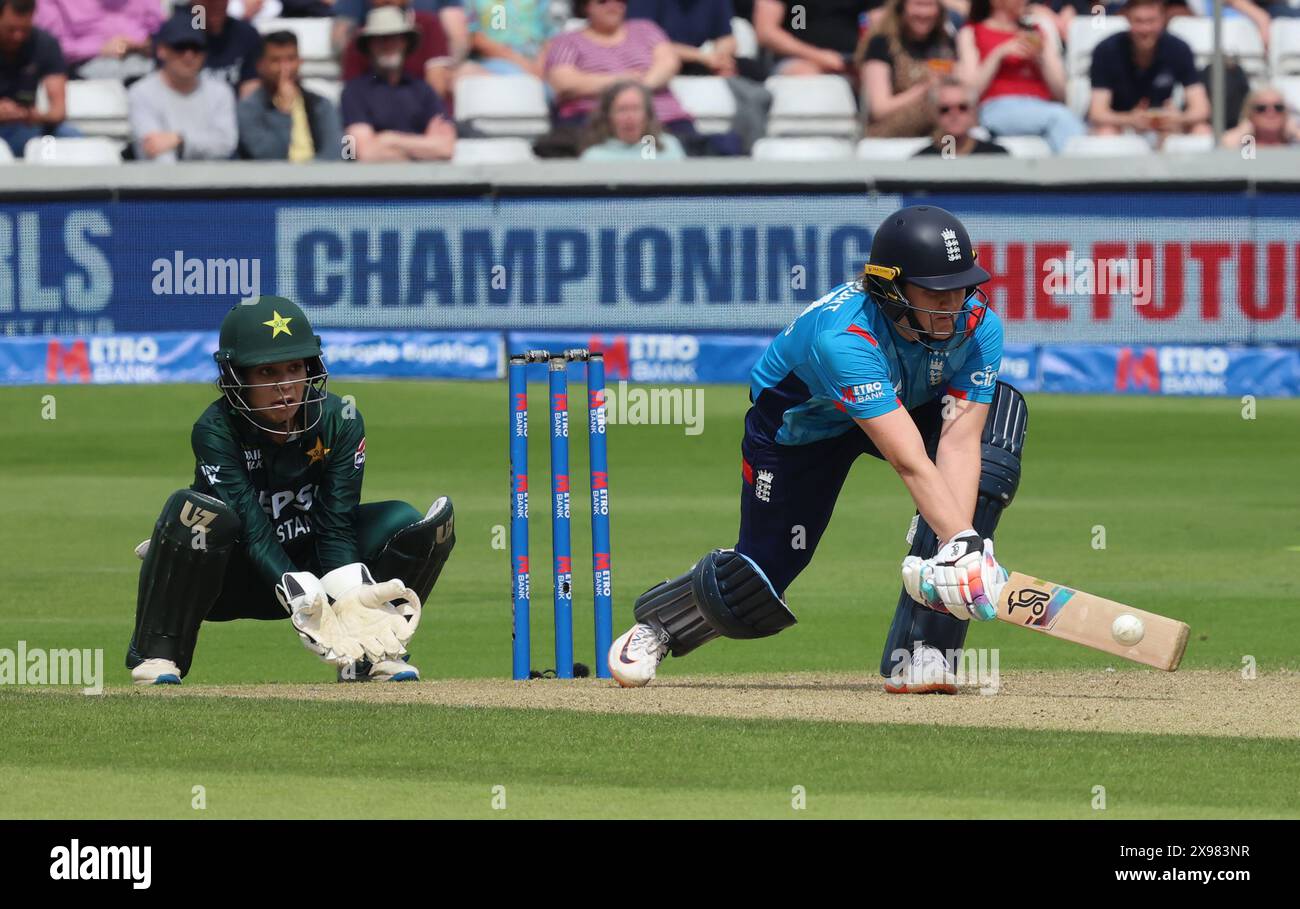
[{"x1": 0, "y1": 0, "x2": 1297, "y2": 164}]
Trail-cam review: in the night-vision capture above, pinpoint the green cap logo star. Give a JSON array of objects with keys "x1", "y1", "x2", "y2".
[{"x1": 262, "y1": 311, "x2": 293, "y2": 338}]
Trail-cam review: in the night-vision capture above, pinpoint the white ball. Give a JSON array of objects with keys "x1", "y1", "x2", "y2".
[{"x1": 1111, "y1": 614, "x2": 1145, "y2": 646}]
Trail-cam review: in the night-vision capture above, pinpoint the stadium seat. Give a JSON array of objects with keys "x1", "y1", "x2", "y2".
[
  {"x1": 0, "y1": 141, "x2": 12, "y2": 164},
  {"x1": 452, "y1": 137, "x2": 537, "y2": 165},
  {"x1": 1168, "y1": 16, "x2": 1266, "y2": 77},
  {"x1": 1271, "y1": 20, "x2": 1300, "y2": 77},
  {"x1": 1279, "y1": 76, "x2": 1300, "y2": 115},
  {"x1": 751, "y1": 137, "x2": 853, "y2": 160},
  {"x1": 1067, "y1": 15, "x2": 1129, "y2": 80},
  {"x1": 1161, "y1": 133, "x2": 1215, "y2": 154},
  {"x1": 856, "y1": 136, "x2": 932, "y2": 159},
  {"x1": 302, "y1": 77, "x2": 342, "y2": 106},
  {"x1": 1067, "y1": 75, "x2": 1092, "y2": 120},
  {"x1": 732, "y1": 16, "x2": 758, "y2": 59},
  {"x1": 669, "y1": 76, "x2": 736, "y2": 134},
  {"x1": 564, "y1": 17, "x2": 586, "y2": 31},
  {"x1": 64, "y1": 79, "x2": 131, "y2": 140},
  {"x1": 455, "y1": 75, "x2": 550, "y2": 137},
  {"x1": 23, "y1": 136, "x2": 122, "y2": 165},
  {"x1": 996, "y1": 135, "x2": 1053, "y2": 157},
  {"x1": 257, "y1": 17, "x2": 337, "y2": 80},
  {"x1": 1062, "y1": 134, "x2": 1153, "y2": 156},
  {"x1": 765, "y1": 75, "x2": 858, "y2": 138}
]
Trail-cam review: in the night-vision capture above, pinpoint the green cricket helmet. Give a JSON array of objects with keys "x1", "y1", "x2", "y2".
[{"x1": 214, "y1": 296, "x2": 329, "y2": 437}]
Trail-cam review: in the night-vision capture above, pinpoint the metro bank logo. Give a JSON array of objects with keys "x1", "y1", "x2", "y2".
[
  {"x1": 46, "y1": 339, "x2": 91, "y2": 383},
  {"x1": 1115, "y1": 347, "x2": 1160, "y2": 393}
]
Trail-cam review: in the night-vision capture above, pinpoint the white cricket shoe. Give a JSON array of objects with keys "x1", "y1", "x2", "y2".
[
  {"x1": 337, "y1": 657, "x2": 420, "y2": 682},
  {"x1": 132, "y1": 658, "x2": 181, "y2": 686},
  {"x1": 883, "y1": 645, "x2": 957, "y2": 695},
  {"x1": 608, "y1": 623, "x2": 669, "y2": 688}
]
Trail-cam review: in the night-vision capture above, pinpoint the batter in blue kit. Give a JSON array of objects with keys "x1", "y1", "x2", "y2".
[{"x1": 609, "y1": 205, "x2": 1030, "y2": 693}]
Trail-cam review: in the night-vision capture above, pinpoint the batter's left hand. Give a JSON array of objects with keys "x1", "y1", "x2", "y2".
[{"x1": 932, "y1": 533, "x2": 1007, "y2": 621}]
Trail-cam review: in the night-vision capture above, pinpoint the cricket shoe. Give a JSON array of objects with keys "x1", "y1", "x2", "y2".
[
  {"x1": 608, "y1": 623, "x2": 669, "y2": 688},
  {"x1": 883, "y1": 645, "x2": 957, "y2": 695},
  {"x1": 337, "y1": 656, "x2": 420, "y2": 682},
  {"x1": 132, "y1": 658, "x2": 181, "y2": 686}
]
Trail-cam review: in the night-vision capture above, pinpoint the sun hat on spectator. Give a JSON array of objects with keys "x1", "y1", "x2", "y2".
[{"x1": 356, "y1": 7, "x2": 421, "y2": 56}]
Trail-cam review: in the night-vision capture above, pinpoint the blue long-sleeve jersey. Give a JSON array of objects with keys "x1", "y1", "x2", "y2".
[{"x1": 748, "y1": 282, "x2": 1004, "y2": 445}]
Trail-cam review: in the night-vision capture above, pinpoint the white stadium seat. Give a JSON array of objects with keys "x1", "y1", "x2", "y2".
[
  {"x1": 1167, "y1": 16, "x2": 1266, "y2": 77},
  {"x1": 0, "y1": 141, "x2": 13, "y2": 164},
  {"x1": 1067, "y1": 15, "x2": 1129, "y2": 80},
  {"x1": 1161, "y1": 133, "x2": 1215, "y2": 154},
  {"x1": 455, "y1": 75, "x2": 550, "y2": 137},
  {"x1": 301, "y1": 77, "x2": 342, "y2": 106},
  {"x1": 1063, "y1": 134, "x2": 1153, "y2": 156},
  {"x1": 731, "y1": 16, "x2": 758, "y2": 59},
  {"x1": 856, "y1": 136, "x2": 932, "y2": 159},
  {"x1": 669, "y1": 76, "x2": 736, "y2": 134},
  {"x1": 257, "y1": 17, "x2": 337, "y2": 80},
  {"x1": 751, "y1": 137, "x2": 853, "y2": 161},
  {"x1": 764, "y1": 75, "x2": 858, "y2": 138},
  {"x1": 23, "y1": 137, "x2": 122, "y2": 165},
  {"x1": 1279, "y1": 76, "x2": 1300, "y2": 115},
  {"x1": 1272, "y1": 20, "x2": 1300, "y2": 77},
  {"x1": 64, "y1": 79, "x2": 130, "y2": 140},
  {"x1": 1067, "y1": 75, "x2": 1092, "y2": 120},
  {"x1": 996, "y1": 135, "x2": 1053, "y2": 157},
  {"x1": 452, "y1": 137, "x2": 537, "y2": 165}
]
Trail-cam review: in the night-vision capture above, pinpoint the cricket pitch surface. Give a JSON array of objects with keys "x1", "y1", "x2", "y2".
[{"x1": 137, "y1": 670, "x2": 1298, "y2": 739}]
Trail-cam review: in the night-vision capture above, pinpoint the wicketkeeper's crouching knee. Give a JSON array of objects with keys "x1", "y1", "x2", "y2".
[{"x1": 127, "y1": 490, "x2": 241, "y2": 678}]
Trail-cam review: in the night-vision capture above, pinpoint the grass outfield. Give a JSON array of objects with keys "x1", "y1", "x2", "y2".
[
  {"x1": 2, "y1": 692, "x2": 1297, "y2": 819},
  {"x1": 0, "y1": 382, "x2": 1296, "y2": 818}
]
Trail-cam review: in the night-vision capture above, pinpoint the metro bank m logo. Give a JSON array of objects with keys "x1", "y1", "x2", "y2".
[
  {"x1": 46, "y1": 339, "x2": 90, "y2": 383},
  {"x1": 1116, "y1": 347, "x2": 1160, "y2": 393}
]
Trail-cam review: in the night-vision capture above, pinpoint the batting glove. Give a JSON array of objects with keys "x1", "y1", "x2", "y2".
[{"x1": 932, "y1": 532, "x2": 1008, "y2": 622}]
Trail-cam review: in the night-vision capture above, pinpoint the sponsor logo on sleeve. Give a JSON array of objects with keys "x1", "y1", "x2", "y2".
[
  {"x1": 969, "y1": 366, "x2": 998, "y2": 388},
  {"x1": 198, "y1": 464, "x2": 220, "y2": 485},
  {"x1": 354, "y1": 437, "x2": 366, "y2": 469},
  {"x1": 842, "y1": 382, "x2": 887, "y2": 405}
]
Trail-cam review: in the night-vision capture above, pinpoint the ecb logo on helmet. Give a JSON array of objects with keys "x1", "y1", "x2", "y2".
[{"x1": 941, "y1": 228, "x2": 962, "y2": 262}]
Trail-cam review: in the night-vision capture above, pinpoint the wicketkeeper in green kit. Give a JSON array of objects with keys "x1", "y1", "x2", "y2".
[{"x1": 126, "y1": 295, "x2": 456, "y2": 685}]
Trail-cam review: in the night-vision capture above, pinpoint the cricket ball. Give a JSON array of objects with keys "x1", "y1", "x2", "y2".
[{"x1": 1111, "y1": 614, "x2": 1145, "y2": 646}]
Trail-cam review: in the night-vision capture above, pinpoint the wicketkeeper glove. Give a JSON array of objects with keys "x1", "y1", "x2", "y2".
[
  {"x1": 275, "y1": 571, "x2": 368, "y2": 667},
  {"x1": 320, "y1": 563, "x2": 422, "y2": 664}
]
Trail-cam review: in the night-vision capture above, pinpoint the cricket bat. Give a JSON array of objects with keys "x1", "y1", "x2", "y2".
[{"x1": 995, "y1": 572, "x2": 1190, "y2": 671}]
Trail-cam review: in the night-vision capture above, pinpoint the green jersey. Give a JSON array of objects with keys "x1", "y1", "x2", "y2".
[{"x1": 189, "y1": 393, "x2": 366, "y2": 589}]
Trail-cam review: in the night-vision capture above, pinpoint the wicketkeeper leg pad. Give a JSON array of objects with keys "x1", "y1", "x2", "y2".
[
  {"x1": 633, "y1": 549, "x2": 797, "y2": 658},
  {"x1": 879, "y1": 382, "x2": 1028, "y2": 675},
  {"x1": 367, "y1": 496, "x2": 456, "y2": 605},
  {"x1": 127, "y1": 490, "x2": 241, "y2": 677}
]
